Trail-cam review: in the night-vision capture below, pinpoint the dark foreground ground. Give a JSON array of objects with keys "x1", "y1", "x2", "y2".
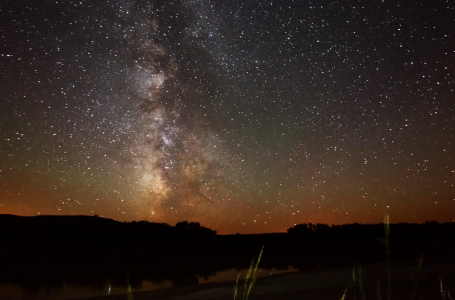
[
  {"x1": 78, "y1": 255, "x2": 455, "y2": 300},
  {"x1": 2, "y1": 215, "x2": 455, "y2": 299}
]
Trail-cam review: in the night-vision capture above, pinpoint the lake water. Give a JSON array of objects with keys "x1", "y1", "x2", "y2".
[{"x1": 0, "y1": 267, "x2": 297, "y2": 300}]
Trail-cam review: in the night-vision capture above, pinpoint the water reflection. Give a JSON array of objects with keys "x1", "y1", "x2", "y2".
[{"x1": 0, "y1": 267, "x2": 296, "y2": 300}]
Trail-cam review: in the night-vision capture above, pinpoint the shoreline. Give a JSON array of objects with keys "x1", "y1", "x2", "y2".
[{"x1": 76, "y1": 255, "x2": 455, "y2": 300}]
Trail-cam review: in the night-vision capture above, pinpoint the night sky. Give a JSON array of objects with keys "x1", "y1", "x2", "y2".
[{"x1": 1, "y1": 0, "x2": 454, "y2": 234}]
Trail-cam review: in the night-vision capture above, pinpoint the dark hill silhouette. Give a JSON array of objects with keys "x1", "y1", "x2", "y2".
[
  {"x1": 0, "y1": 214, "x2": 217, "y2": 266},
  {"x1": 0, "y1": 214, "x2": 121, "y2": 229},
  {"x1": 0, "y1": 214, "x2": 215, "y2": 237},
  {"x1": 0, "y1": 214, "x2": 454, "y2": 277}
]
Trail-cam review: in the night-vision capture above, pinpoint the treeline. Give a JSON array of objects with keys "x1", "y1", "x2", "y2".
[
  {"x1": 1, "y1": 214, "x2": 455, "y2": 272},
  {"x1": 126, "y1": 219, "x2": 217, "y2": 237},
  {"x1": 0, "y1": 215, "x2": 218, "y2": 266},
  {"x1": 0, "y1": 214, "x2": 217, "y2": 238},
  {"x1": 287, "y1": 221, "x2": 455, "y2": 242}
]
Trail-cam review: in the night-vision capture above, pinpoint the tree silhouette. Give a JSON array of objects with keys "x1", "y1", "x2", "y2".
[{"x1": 175, "y1": 221, "x2": 217, "y2": 236}]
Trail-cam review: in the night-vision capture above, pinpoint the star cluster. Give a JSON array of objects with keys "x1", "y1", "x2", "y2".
[{"x1": 1, "y1": 0, "x2": 454, "y2": 233}]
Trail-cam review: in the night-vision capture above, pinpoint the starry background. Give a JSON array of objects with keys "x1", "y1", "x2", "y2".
[{"x1": 0, "y1": 0, "x2": 454, "y2": 234}]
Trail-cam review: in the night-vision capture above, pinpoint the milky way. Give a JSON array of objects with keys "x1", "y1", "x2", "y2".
[{"x1": 1, "y1": 0, "x2": 454, "y2": 233}]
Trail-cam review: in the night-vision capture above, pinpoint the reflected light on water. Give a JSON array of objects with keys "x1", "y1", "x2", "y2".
[
  {"x1": 0, "y1": 268, "x2": 296, "y2": 300},
  {"x1": 198, "y1": 267, "x2": 297, "y2": 284}
]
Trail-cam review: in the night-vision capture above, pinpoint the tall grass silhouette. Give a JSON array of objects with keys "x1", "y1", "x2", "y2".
[{"x1": 234, "y1": 245, "x2": 264, "y2": 300}]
